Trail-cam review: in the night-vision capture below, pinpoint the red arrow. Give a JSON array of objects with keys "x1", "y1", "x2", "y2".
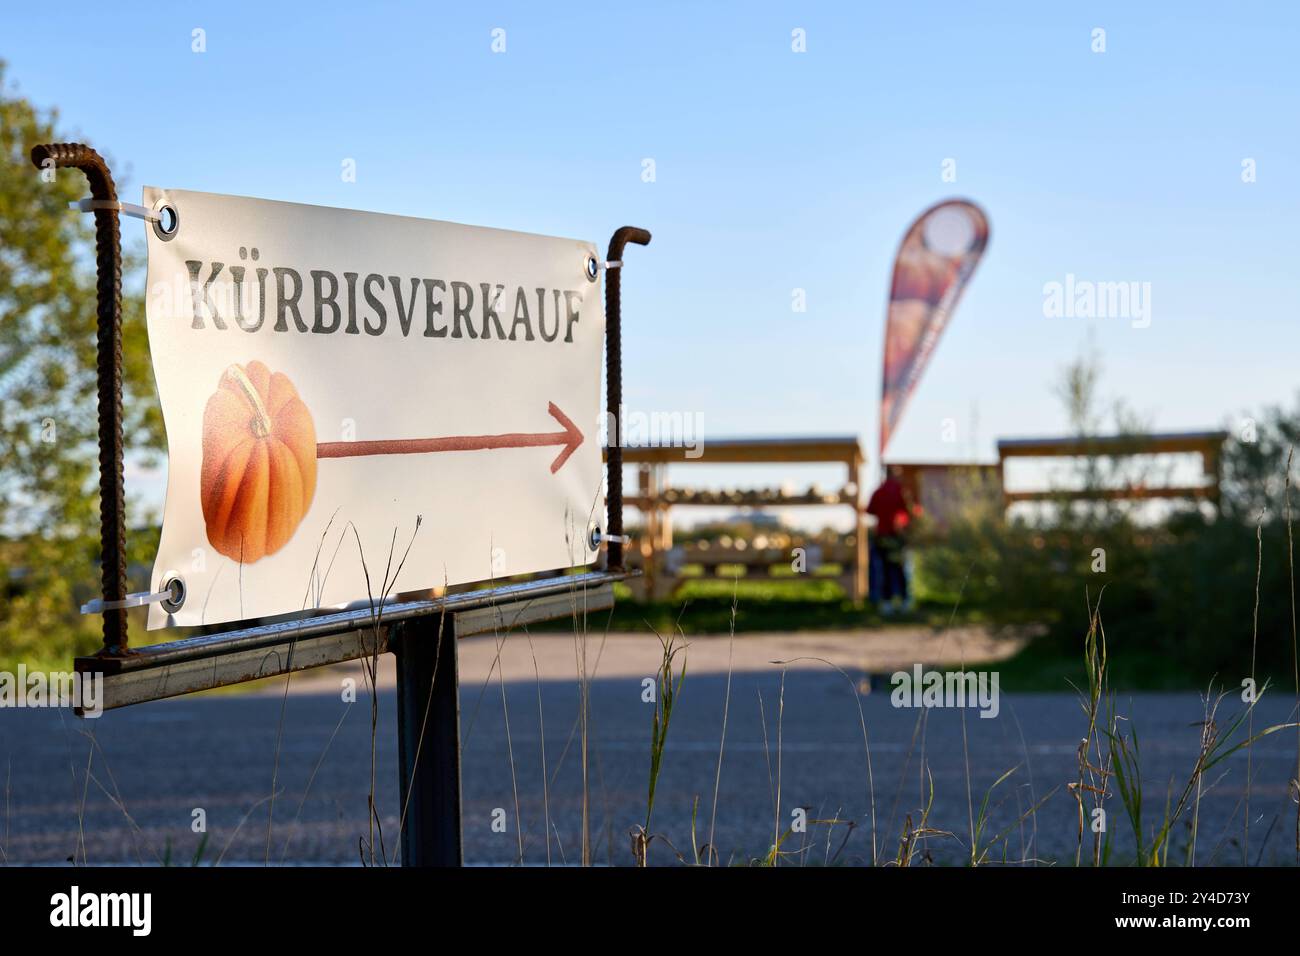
[{"x1": 315, "y1": 402, "x2": 584, "y2": 474}]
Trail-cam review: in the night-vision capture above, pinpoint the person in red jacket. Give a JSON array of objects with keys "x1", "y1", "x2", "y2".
[{"x1": 866, "y1": 465, "x2": 913, "y2": 613}]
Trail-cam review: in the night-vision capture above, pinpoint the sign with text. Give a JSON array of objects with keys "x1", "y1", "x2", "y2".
[{"x1": 143, "y1": 188, "x2": 603, "y2": 628}]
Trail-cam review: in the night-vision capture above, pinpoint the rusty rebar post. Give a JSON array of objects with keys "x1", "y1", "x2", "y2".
[
  {"x1": 603, "y1": 226, "x2": 651, "y2": 571},
  {"x1": 30, "y1": 143, "x2": 129, "y2": 656}
]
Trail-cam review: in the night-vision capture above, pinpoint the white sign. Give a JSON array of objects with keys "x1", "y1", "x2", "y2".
[{"x1": 143, "y1": 188, "x2": 604, "y2": 629}]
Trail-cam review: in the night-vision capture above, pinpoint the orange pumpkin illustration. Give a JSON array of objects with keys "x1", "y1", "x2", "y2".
[{"x1": 200, "y1": 360, "x2": 317, "y2": 563}]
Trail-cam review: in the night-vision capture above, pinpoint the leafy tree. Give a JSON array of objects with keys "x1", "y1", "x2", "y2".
[
  {"x1": 1219, "y1": 398, "x2": 1300, "y2": 525},
  {"x1": 0, "y1": 62, "x2": 162, "y2": 667}
]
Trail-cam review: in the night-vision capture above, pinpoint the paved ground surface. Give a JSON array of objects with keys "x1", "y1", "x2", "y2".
[{"x1": 3, "y1": 628, "x2": 1298, "y2": 866}]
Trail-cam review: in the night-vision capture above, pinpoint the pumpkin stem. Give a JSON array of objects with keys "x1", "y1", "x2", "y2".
[{"x1": 226, "y1": 364, "x2": 272, "y2": 439}]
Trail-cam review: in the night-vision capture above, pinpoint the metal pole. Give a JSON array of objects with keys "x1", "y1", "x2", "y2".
[
  {"x1": 604, "y1": 226, "x2": 651, "y2": 572},
  {"x1": 394, "y1": 613, "x2": 462, "y2": 866},
  {"x1": 30, "y1": 143, "x2": 130, "y2": 655}
]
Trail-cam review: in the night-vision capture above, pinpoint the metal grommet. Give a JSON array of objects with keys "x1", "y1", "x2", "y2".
[
  {"x1": 584, "y1": 254, "x2": 599, "y2": 282},
  {"x1": 587, "y1": 523, "x2": 602, "y2": 550},
  {"x1": 160, "y1": 574, "x2": 186, "y2": 613},
  {"x1": 152, "y1": 201, "x2": 179, "y2": 241}
]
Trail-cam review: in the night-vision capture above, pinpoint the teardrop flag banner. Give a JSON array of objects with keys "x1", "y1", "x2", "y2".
[{"x1": 878, "y1": 199, "x2": 990, "y2": 457}]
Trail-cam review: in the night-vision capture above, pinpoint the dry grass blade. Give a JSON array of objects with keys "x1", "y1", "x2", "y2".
[
  {"x1": 704, "y1": 578, "x2": 738, "y2": 866},
  {"x1": 521, "y1": 627, "x2": 552, "y2": 866},
  {"x1": 347, "y1": 516, "x2": 422, "y2": 866},
  {"x1": 278, "y1": 701, "x2": 353, "y2": 864},
  {"x1": 1245, "y1": 508, "x2": 1263, "y2": 863},
  {"x1": 769, "y1": 656, "x2": 877, "y2": 866},
  {"x1": 1068, "y1": 586, "x2": 1114, "y2": 867},
  {"x1": 631, "y1": 626, "x2": 687, "y2": 866},
  {"x1": 2, "y1": 757, "x2": 9, "y2": 865},
  {"x1": 1286, "y1": 446, "x2": 1299, "y2": 858},
  {"x1": 893, "y1": 764, "x2": 951, "y2": 867}
]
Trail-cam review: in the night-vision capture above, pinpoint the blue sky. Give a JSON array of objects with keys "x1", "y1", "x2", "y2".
[{"x1": 5, "y1": 1, "x2": 1298, "y2": 515}]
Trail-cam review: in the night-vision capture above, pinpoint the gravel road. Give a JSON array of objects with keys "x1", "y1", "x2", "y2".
[{"x1": 3, "y1": 629, "x2": 1297, "y2": 866}]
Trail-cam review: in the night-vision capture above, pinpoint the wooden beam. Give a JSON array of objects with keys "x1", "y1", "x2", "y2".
[
  {"x1": 605, "y1": 436, "x2": 863, "y2": 465},
  {"x1": 997, "y1": 431, "x2": 1229, "y2": 460},
  {"x1": 1003, "y1": 485, "x2": 1216, "y2": 504}
]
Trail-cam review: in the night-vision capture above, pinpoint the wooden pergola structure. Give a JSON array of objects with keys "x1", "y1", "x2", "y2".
[
  {"x1": 606, "y1": 437, "x2": 868, "y2": 601},
  {"x1": 996, "y1": 430, "x2": 1229, "y2": 507}
]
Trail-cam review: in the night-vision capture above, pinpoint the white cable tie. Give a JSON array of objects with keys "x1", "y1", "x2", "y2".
[
  {"x1": 81, "y1": 590, "x2": 166, "y2": 614},
  {"x1": 593, "y1": 531, "x2": 632, "y2": 546},
  {"x1": 69, "y1": 198, "x2": 161, "y2": 222},
  {"x1": 602, "y1": 260, "x2": 622, "y2": 270},
  {"x1": 81, "y1": 579, "x2": 184, "y2": 614}
]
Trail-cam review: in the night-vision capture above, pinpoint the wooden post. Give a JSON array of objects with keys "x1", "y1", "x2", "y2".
[
  {"x1": 658, "y1": 473, "x2": 673, "y2": 552},
  {"x1": 998, "y1": 451, "x2": 1009, "y2": 514},
  {"x1": 651, "y1": 464, "x2": 672, "y2": 600},
  {"x1": 1206, "y1": 442, "x2": 1223, "y2": 511},
  {"x1": 850, "y1": 454, "x2": 868, "y2": 603},
  {"x1": 636, "y1": 463, "x2": 654, "y2": 601}
]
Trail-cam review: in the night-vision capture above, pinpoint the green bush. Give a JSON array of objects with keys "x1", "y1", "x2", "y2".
[{"x1": 916, "y1": 401, "x2": 1300, "y2": 687}]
